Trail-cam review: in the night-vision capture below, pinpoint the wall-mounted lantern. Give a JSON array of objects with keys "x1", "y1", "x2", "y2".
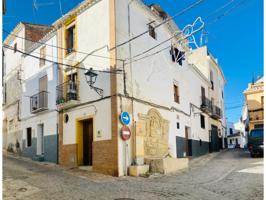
[{"x1": 84, "y1": 68, "x2": 103, "y2": 98}]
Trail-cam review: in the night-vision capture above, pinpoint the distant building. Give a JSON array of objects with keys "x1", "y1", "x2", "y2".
[{"x1": 244, "y1": 76, "x2": 264, "y2": 130}]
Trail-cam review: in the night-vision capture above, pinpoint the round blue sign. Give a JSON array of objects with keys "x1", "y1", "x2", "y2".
[{"x1": 120, "y1": 112, "x2": 131, "y2": 125}]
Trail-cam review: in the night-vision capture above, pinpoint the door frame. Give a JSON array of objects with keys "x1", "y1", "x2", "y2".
[{"x1": 75, "y1": 115, "x2": 95, "y2": 166}]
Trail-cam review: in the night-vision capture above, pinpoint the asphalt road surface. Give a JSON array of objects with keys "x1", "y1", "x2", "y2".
[{"x1": 3, "y1": 149, "x2": 263, "y2": 200}]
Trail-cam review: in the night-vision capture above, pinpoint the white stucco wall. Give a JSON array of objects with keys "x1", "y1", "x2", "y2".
[
  {"x1": 3, "y1": 25, "x2": 25, "y2": 150},
  {"x1": 20, "y1": 34, "x2": 58, "y2": 149},
  {"x1": 114, "y1": 0, "x2": 223, "y2": 175},
  {"x1": 61, "y1": 0, "x2": 112, "y2": 145}
]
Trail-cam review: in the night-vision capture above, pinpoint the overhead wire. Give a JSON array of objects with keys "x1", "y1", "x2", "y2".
[
  {"x1": 3, "y1": 44, "x2": 122, "y2": 74},
  {"x1": 124, "y1": 0, "x2": 249, "y2": 65},
  {"x1": 2, "y1": 0, "x2": 205, "y2": 63},
  {"x1": 3, "y1": 29, "x2": 125, "y2": 62},
  {"x1": 110, "y1": 0, "x2": 205, "y2": 50},
  {"x1": 3, "y1": 0, "x2": 248, "y2": 75}
]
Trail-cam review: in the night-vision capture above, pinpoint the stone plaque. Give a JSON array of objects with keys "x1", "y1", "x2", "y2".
[{"x1": 136, "y1": 109, "x2": 169, "y2": 159}]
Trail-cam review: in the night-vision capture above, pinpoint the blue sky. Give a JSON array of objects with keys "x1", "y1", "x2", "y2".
[{"x1": 3, "y1": 0, "x2": 263, "y2": 123}]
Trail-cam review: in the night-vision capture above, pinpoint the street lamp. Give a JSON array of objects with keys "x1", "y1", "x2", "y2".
[
  {"x1": 84, "y1": 68, "x2": 98, "y2": 85},
  {"x1": 84, "y1": 68, "x2": 103, "y2": 98}
]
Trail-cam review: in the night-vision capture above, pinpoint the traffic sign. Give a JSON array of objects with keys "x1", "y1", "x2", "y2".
[
  {"x1": 120, "y1": 112, "x2": 130, "y2": 125},
  {"x1": 121, "y1": 125, "x2": 131, "y2": 141}
]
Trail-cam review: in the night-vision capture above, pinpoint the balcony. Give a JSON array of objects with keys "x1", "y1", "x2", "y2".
[
  {"x1": 30, "y1": 91, "x2": 48, "y2": 113},
  {"x1": 249, "y1": 109, "x2": 264, "y2": 122},
  {"x1": 200, "y1": 96, "x2": 212, "y2": 113},
  {"x1": 56, "y1": 80, "x2": 79, "y2": 109},
  {"x1": 201, "y1": 96, "x2": 223, "y2": 119},
  {"x1": 211, "y1": 105, "x2": 223, "y2": 119}
]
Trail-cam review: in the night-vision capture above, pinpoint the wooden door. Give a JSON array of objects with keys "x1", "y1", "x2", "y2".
[{"x1": 83, "y1": 119, "x2": 93, "y2": 166}]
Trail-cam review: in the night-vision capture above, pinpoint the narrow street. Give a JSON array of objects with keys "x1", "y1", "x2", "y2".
[{"x1": 3, "y1": 149, "x2": 263, "y2": 200}]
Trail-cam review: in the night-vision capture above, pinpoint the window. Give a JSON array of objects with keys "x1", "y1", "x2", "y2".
[
  {"x1": 67, "y1": 73, "x2": 78, "y2": 100},
  {"x1": 200, "y1": 114, "x2": 205, "y2": 129},
  {"x1": 148, "y1": 24, "x2": 156, "y2": 39},
  {"x1": 201, "y1": 86, "x2": 206, "y2": 104},
  {"x1": 210, "y1": 70, "x2": 214, "y2": 90},
  {"x1": 66, "y1": 25, "x2": 75, "y2": 55},
  {"x1": 230, "y1": 139, "x2": 232, "y2": 144},
  {"x1": 177, "y1": 122, "x2": 180, "y2": 129},
  {"x1": 27, "y1": 127, "x2": 32, "y2": 147},
  {"x1": 173, "y1": 84, "x2": 179, "y2": 103},
  {"x1": 201, "y1": 86, "x2": 206, "y2": 98},
  {"x1": 40, "y1": 46, "x2": 46, "y2": 67},
  {"x1": 229, "y1": 128, "x2": 233, "y2": 135},
  {"x1": 14, "y1": 43, "x2": 17, "y2": 53},
  {"x1": 222, "y1": 91, "x2": 224, "y2": 99}
]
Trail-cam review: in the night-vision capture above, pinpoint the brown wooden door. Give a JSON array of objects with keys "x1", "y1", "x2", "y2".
[{"x1": 83, "y1": 119, "x2": 93, "y2": 166}]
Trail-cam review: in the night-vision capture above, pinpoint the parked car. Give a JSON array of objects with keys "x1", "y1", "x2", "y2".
[
  {"x1": 235, "y1": 144, "x2": 240, "y2": 148},
  {"x1": 248, "y1": 128, "x2": 264, "y2": 157}
]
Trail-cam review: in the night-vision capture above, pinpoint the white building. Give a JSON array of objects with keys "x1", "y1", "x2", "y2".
[
  {"x1": 20, "y1": 31, "x2": 58, "y2": 163},
  {"x1": 3, "y1": 23, "x2": 51, "y2": 152},
  {"x1": 226, "y1": 119, "x2": 247, "y2": 149},
  {"x1": 3, "y1": 0, "x2": 226, "y2": 176}
]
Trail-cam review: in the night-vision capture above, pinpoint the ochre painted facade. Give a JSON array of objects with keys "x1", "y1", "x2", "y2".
[{"x1": 244, "y1": 79, "x2": 264, "y2": 130}]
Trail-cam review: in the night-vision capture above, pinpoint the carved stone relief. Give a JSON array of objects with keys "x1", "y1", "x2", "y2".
[{"x1": 137, "y1": 109, "x2": 169, "y2": 159}]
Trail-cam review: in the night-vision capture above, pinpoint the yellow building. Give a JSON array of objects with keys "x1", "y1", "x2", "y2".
[{"x1": 244, "y1": 77, "x2": 264, "y2": 130}]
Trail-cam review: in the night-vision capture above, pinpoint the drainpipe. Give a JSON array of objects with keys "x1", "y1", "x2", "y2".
[{"x1": 128, "y1": 0, "x2": 136, "y2": 165}]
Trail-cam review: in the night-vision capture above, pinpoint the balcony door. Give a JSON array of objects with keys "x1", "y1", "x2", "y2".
[{"x1": 39, "y1": 75, "x2": 47, "y2": 108}]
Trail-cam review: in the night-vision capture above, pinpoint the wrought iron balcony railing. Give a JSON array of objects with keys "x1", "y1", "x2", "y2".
[
  {"x1": 200, "y1": 96, "x2": 212, "y2": 113},
  {"x1": 30, "y1": 91, "x2": 48, "y2": 113},
  {"x1": 56, "y1": 80, "x2": 79, "y2": 105},
  {"x1": 211, "y1": 105, "x2": 223, "y2": 119},
  {"x1": 201, "y1": 96, "x2": 223, "y2": 119}
]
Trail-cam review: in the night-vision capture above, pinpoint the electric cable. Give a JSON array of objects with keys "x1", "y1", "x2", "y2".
[{"x1": 3, "y1": 44, "x2": 122, "y2": 74}]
